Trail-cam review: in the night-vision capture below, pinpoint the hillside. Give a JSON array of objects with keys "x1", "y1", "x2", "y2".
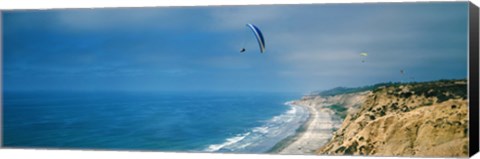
[
  {"x1": 316, "y1": 79, "x2": 469, "y2": 157},
  {"x1": 276, "y1": 91, "x2": 370, "y2": 154}
]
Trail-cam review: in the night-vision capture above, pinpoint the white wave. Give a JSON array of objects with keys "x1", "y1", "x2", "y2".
[
  {"x1": 203, "y1": 103, "x2": 310, "y2": 153},
  {"x1": 204, "y1": 132, "x2": 251, "y2": 152},
  {"x1": 283, "y1": 101, "x2": 295, "y2": 105},
  {"x1": 252, "y1": 126, "x2": 269, "y2": 134},
  {"x1": 286, "y1": 106, "x2": 297, "y2": 114},
  {"x1": 237, "y1": 142, "x2": 253, "y2": 149}
]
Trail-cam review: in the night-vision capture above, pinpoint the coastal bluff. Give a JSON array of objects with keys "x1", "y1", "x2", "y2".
[
  {"x1": 276, "y1": 91, "x2": 369, "y2": 154},
  {"x1": 312, "y1": 80, "x2": 469, "y2": 157}
]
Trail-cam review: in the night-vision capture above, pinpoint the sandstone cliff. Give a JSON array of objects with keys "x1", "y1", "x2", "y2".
[
  {"x1": 295, "y1": 91, "x2": 369, "y2": 121},
  {"x1": 317, "y1": 79, "x2": 469, "y2": 157}
]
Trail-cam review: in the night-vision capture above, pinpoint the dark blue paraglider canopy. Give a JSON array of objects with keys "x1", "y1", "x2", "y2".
[{"x1": 246, "y1": 23, "x2": 266, "y2": 53}]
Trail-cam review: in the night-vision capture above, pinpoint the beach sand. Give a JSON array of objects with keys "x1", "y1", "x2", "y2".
[{"x1": 275, "y1": 102, "x2": 341, "y2": 155}]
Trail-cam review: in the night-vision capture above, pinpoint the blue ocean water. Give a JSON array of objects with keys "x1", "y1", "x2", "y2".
[{"x1": 3, "y1": 91, "x2": 308, "y2": 153}]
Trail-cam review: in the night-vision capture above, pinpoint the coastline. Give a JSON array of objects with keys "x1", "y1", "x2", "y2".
[
  {"x1": 267, "y1": 104, "x2": 312, "y2": 153},
  {"x1": 270, "y1": 101, "x2": 342, "y2": 155},
  {"x1": 203, "y1": 101, "x2": 311, "y2": 153}
]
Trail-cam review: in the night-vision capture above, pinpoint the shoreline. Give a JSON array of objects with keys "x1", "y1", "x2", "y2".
[
  {"x1": 203, "y1": 101, "x2": 311, "y2": 153},
  {"x1": 267, "y1": 103, "x2": 313, "y2": 153},
  {"x1": 271, "y1": 101, "x2": 341, "y2": 155}
]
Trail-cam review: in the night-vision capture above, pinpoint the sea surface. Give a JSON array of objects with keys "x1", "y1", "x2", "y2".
[{"x1": 3, "y1": 91, "x2": 309, "y2": 153}]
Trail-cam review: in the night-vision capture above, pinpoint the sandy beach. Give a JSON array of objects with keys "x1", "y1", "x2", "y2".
[{"x1": 276, "y1": 102, "x2": 342, "y2": 154}]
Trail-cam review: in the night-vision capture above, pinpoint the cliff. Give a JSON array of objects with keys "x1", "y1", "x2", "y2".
[
  {"x1": 275, "y1": 91, "x2": 369, "y2": 154},
  {"x1": 296, "y1": 91, "x2": 369, "y2": 121},
  {"x1": 316, "y1": 79, "x2": 469, "y2": 157}
]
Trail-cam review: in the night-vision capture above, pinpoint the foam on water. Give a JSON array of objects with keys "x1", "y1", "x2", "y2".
[
  {"x1": 205, "y1": 132, "x2": 251, "y2": 152},
  {"x1": 203, "y1": 101, "x2": 309, "y2": 153}
]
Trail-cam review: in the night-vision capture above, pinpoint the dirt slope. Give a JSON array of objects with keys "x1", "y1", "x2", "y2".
[{"x1": 317, "y1": 80, "x2": 469, "y2": 157}]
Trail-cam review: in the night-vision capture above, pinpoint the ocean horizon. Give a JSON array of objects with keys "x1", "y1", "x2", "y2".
[{"x1": 3, "y1": 91, "x2": 308, "y2": 153}]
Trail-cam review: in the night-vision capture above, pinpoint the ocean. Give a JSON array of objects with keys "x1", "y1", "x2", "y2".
[{"x1": 3, "y1": 91, "x2": 309, "y2": 153}]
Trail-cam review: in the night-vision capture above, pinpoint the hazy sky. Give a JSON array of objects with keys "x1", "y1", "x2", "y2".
[{"x1": 2, "y1": 2, "x2": 469, "y2": 93}]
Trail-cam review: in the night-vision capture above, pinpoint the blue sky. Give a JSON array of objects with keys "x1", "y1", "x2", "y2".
[{"x1": 2, "y1": 2, "x2": 469, "y2": 93}]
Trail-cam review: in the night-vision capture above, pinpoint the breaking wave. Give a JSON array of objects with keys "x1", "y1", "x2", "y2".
[{"x1": 203, "y1": 101, "x2": 309, "y2": 153}]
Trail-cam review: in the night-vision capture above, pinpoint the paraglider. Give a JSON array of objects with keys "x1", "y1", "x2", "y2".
[
  {"x1": 360, "y1": 52, "x2": 368, "y2": 63},
  {"x1": 240, "y1": 48, "x2": 246, "y2": 53},
  {"x1": 240, "y1": 23, "x2": 266, "y2": 53}
]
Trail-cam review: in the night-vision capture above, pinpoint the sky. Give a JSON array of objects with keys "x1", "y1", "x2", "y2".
[{"x1": 2, "y1": 2, "x2": 469, "y2": 93}]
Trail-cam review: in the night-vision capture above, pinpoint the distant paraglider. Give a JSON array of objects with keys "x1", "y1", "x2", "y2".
[
  {"x1": 360, "y1": 52, "x2": 368, "y2": 63},
  {"x1": 240, "y1": 23, "x2": 266, "y2": 53}
]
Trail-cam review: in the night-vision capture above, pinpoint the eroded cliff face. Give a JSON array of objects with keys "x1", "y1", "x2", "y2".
[
  {"x1": 293, "y1": 91, "x2": 370, "y2": 117},
  {"x1": 317, "y1": 80, "x2": 469, "y2": 157}
]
